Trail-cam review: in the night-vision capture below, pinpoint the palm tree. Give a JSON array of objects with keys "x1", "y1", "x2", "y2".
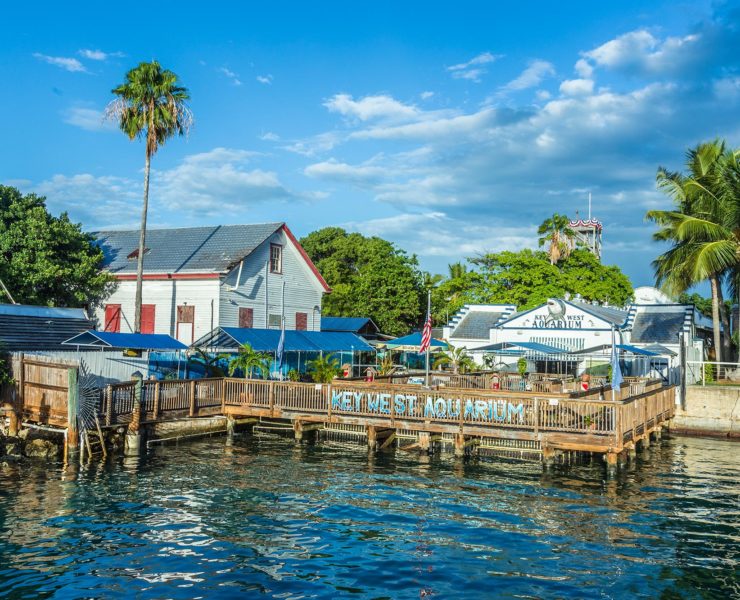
[
  {"x1": 433, "y1": 346, "x2": 475, "y2": 374},
  {"x1": 107, "y1": 61, "x2": 192, "y2": 332},
  {"x1": 538, "y1": 214, "x2": 575, "y2": 265},
  {"x1": 188, "y1": 348, "x2": 231, "y2": 377},
  {"x1": 228, "y1": 343, "x2": 271, "y2": 379},
  {"x1": 448, "y1": 262, "x2": 467, "y2": 280},
  {"x1": 647, "y1": 141, "x2": 740, "y2": 362},
  {"x1": 307, "y1": 353, "x2": 341, "y2": 383}
]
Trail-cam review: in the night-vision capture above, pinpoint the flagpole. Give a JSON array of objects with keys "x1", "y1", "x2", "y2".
[
  {"x1": 425, "y1": 290, "x2": 431, "y2": 388},
  {"x1": 610, "y1": 325, "x2": 616, "y2": 402}
]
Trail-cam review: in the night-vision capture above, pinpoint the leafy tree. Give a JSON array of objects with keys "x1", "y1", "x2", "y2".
[
  {"x1": 0, "y1": 344, "x2": 13, "y2": 386},
  {"x1": 431, "y1": 263, "x2": 477, "y2": 325},
  {"x1": 647, "y1": 140, "x2": 740, "y2": 361},
  {"x1": 300, "y1": 228, "x2": 424, "y2": 336},
  {"x1": 228, "y1": 343, "x2": 271, "y2": 379},
  {"x1": 538, "y1": 213, "x2": 575, "y2": 265},
  {"x1": 307, "y1": 353, "x2": 341, "y2": 383},
  {"x1": 0, "y1": 185, "x2": 114, "y2": 307},
  {"x1": 108, "y1": 61, "x2": 192, "y2": 332},
  {"x1": 433, "y1": 346, "x2": 475, "y2": 374}
]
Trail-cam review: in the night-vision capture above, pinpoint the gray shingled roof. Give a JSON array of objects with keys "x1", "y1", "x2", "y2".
[
  {"x1": 567, "y1": 300, "x2": 628, "y2": 326},
  {"x1": 630, "y1": 311, "x2": 687, "y2": 343},
  {"x1": 451, "y1": 311, "x2": 503, "y2": 340},
  {"x1": 0, "y1": 304, "x2": 93, "y2": 351},
  {"x1": 95, "y1": 223, "x2": 284, "y2": 274}
]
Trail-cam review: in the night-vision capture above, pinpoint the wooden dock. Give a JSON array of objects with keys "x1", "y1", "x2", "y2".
[{"x1": 102, "y1": 376, "x2": 675, "y2": 468}]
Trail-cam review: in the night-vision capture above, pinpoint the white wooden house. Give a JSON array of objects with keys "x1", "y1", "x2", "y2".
[{"x1": 94, "y1": 223, "x2": 330, "y2": 345}]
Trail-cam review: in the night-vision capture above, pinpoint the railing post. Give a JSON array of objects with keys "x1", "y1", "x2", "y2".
[
  {"x1": 220, "y1": 378, "x2": 226, "y2": 413},
  {"x1": 105, "y1": 385, "x2": 113, "y2": 426},
  {"x1": 268, "y1": 381, "x2": 275, "y2": 416},
  {"x1": 67, "y1": 368, "x2": 79, "y2": 452},
  {"x1": 189, "y1": 380, "x2": 197, "y2": 417},
  {"x1": 327, "y1": 383, "x2": 332, "y2": 419},
  {"x1": 153, "y1": 381, "x2": 161, "y2": 420},
  {"x1": 533, "y1": 397, "x2": 539, "y2": 436}
]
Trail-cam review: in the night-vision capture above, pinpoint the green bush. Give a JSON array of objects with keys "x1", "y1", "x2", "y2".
[{"x1": 703, "y1": 362, "x2": 716, "y2": 383}]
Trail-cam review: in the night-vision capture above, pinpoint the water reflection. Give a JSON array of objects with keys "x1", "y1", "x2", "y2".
[{"x1": 0, "y1": 435, "x2": 737, "y2": 598}]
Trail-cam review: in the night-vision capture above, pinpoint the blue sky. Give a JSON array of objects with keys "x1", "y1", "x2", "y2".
[{"x1": 2, "y1": 0, "x2": 739, "y2": 287}]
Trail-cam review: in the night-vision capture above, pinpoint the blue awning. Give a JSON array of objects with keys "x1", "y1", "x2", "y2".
[
  {"x1": 63, "y1": 331, "x2": 188, "y2": 350},
  {"x1": 478, "y1": 341, "x2": 568, "y2": 355},
  {"x1": 214, "y1": 327, "x2": 374, "y2": 353},
  {"x1": 382, "y1": 332, "x2": 448, "y2": 351},
  {"x1": 617, "y1": 344, "x2": 658, "y2": 356}
]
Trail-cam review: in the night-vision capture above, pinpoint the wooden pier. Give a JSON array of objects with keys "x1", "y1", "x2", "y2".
[{"x1": 102, "y1": 376, "x2": 675, "y2": 468}]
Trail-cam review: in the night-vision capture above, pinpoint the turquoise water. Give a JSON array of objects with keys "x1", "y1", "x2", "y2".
[{"x1": 0, "y1": 434, "x2": 738, "y2": 599}]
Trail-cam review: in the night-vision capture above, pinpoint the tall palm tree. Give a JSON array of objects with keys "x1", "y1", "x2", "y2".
[
  {"x1": 229, "y1": 343, "x2": 271, "y2": 379},
  {"x1": 107, "y1": 61, "x2": 192, "y2": 332},
  {"x1": 538, "y1": 214, "x2": 575, "y2": 265},
  {"x1": 647, "y1": 140, "x2": 740, "y2": 362},
  {"x1": 448, "y1": 262, "x2": 467, "y2": 280}
]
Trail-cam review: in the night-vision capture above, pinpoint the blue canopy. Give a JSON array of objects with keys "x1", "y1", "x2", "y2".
[
  {"x1": 63, "y1": 331, "x2": 187, "y2": 350},
  {"x1": 320, "y1": 316, "x2": 377, "y2": 333},
  {"x1": 205, "y1": 327, "x2": 374, "y2": 353},
  {"x1": 617, "y1": 344, "x2": 658, "y2": 356},
  {"x1": 477, "y1": 341, "x2": 568, "y2": 356},
  {"x1": 383, "y1": 332, "x2": 448, "y2": 351}
]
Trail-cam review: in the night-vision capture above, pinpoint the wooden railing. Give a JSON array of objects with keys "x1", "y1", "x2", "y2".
[{"x1": 103, "y1": 377, "x2": 674, "y2": 451}]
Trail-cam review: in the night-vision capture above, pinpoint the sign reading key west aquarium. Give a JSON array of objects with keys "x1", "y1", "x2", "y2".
[{"x1": 330, "y1": 389, "x2": 526, "y2": 424}]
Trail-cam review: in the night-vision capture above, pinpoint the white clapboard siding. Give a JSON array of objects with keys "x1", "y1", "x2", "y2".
[
  {"x1": 93, "y1": 279, "x2": 221, "y2": 343},
  {"x1": 219, "y1": 230, "x2": 324, "y2": 331}
]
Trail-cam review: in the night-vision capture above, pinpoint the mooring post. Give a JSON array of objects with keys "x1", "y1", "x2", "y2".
[
  {"x1": 367, "y1": 425, "x2": 377, "y2": 450},
  {"x1": 542, "y1": 445, "x2": 557, "y2": 468},
  {"x1": 152, "y1": 381, "x2": 161, "y2": 420},
  {"x1": 605, "y1": 451, "x2": 619, "y2": 476},
  {"x1": 226, "y1": 415, "x2": 235, "y2": 438},
  {"x1": 418, "y1": 432, "x2": 431, "y2": 453},
  {"x1": 453, "y1": 433, "x2": 465, "y2": 458},
  {"x1": 294, "y1": 420, "x2": 303, "y2": 442},
  {"x1": 9, "y1": 353, "x2": 23, "y2": 436},
  {"x1": 67, "y1": 368, "x2": 79, "y2": 453},
  {"x1": 125, "y1": 373, "x2": 143, "y2": 455}
]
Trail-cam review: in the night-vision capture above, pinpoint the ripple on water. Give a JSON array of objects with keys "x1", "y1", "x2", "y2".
[{"x1": 0, "y1": 435, "x2": 738, "y2": 599}]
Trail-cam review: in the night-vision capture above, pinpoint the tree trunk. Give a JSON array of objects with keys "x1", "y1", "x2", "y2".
[
  {"x1": 717, "y1": 282, "x2": 733, "y2": 363},
  {"x1": 134, "y1": 151, "x2": 151, "y2": 333},
  {"x1": 710, "y1": 275, "x2": 723, "y2": 363}
]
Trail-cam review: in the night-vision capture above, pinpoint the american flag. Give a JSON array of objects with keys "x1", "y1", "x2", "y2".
[{"x1": 419, "y1": 312, "x2": 432, "y2": 354}]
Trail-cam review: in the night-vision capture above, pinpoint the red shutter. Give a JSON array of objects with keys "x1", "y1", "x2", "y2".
[
  {"x1": 239, "y1": 307, "x2": 254, "y2": 328},
  {"x1": 104, "y1": 305, "x2": 121, "y2": 332},
  {"x1": 141, "y1": 304, "x2": 156, "y2": 334},
  {"x1": 296, "y1": 312, "x2": 308, "y2": 331}
]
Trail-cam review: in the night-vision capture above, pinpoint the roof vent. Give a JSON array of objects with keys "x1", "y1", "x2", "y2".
[
  {"x1": 574, "y1": 293, "x2": 582, "y2": 301},
  {"x1": 127, "y1": 248, "x2": 150, "y2": 260}
]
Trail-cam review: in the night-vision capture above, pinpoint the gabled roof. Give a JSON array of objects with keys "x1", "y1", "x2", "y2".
[
  {"x1": 630, "y1": 308, "x2": 690, "y2": 344},
  {"x1": 96, "y1": 223, "x2": 284, "y2": 274},
  {"x1": 321, "y1": 316, "x2": 379, "y2": 334},
  {"x1": 563, "y1": 300, "x2": 628, "y2": 326},
  {"x1": 477, "y1": 341, "x2": 566, "y2": 355},
  {"x1": 0, "y1": 304, "x2": 92, "y2": 351},
  {"x1": 195, "y1": 327, "x2": 373, "y2": 352},
  {"x1": 63, "y1": 331, "x2": 187, "y2": 350}
]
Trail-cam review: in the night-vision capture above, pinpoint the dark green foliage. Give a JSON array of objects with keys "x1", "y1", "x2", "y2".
[
  {"x1": 300, "y1": 228, "x2": 424, "y2": 336},
  {"x1": 0, "y1": 344, "x2": 13, "y2": 386},
  {"x1": 0, "y1": 185, "x2": 114, "y2": 308}
]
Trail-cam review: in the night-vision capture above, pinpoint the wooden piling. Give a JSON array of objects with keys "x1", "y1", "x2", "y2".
[{"x1": 67, "y1": 368, "x2": 79, "y2": 451}]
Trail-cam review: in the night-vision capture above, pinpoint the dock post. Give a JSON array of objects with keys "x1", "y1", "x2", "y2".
[
  {"x1": 67, "y1": 368, "x2": 79, "y2": 454},
  {"x1": 418, "y1": 432, "x2": 431, "y2": 453},
  {"x1": 454, "y1": 433, "x2": 465, "y2": 458},
  {"x1": 542, "y1": 446, "x2": 558, "y2": 468},
  {"x1": 125, "y1": 375, "x2": 143, "y2": 455},
  {"x1": 641, "y1": 433, "x2": 651, "y2": 450},
  {"x1": 294, "y1": 420, "x2": 304, "y2": 442},
  {"x1": 605, "y1": 451, "x2": 618, "y2": 475},
  {"x1": 367, "y1": 425, "x2": 377, "y2": 450},
  {"x1": 226, "y1": 415, "x2": 235, "y2": 438}
]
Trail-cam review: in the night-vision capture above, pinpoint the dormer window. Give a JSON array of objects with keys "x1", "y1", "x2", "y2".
[
  {"x1": 127, "y1": 247, "x2": 150, "y2": 260},
  {"x1": 270, "y1": 243, "x2": 282, "y2": 274}
]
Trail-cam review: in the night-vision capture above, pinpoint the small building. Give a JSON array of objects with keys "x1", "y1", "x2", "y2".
[
  {"x1": 0, "y1": 304, "x2": 93, "y2": 351},
  {"x1": 94, "y1": 223, "x2": 330, "y2": 345}
]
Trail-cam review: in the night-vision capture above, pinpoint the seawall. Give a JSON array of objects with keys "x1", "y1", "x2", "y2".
[{"x1": 672, "y1": 386, "x2": 740, "y2": 438}]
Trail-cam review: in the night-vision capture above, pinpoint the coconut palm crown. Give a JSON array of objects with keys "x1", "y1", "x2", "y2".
[
  {"x1": 107, "y1": 61, "x2": 192, "y2": 332},
  {"x1": 538, "y1": 213, "x2": 575, "y2": 265}
]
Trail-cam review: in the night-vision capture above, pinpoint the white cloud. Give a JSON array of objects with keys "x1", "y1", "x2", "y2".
[
  {"x1": 260, "y1": 131, "x2": 280, "y2": 141},
  {"x1": 33, "y1": 53, "x2": 87, "y2": 73},
  {"x1": 78, "y1": 49, "x2": 124, "y2": 61},
  {"x1": 349, "y1": 108, "x2": 497, "y2": 141},
  {"x1": 536, "y1": 90, "x2": 552, "y2": 101},
  {"x1": 574, "y1": 58, "x2": 593, "y2": 78},
  {"x1": 324, "y1": 93, "x2": 419, "y2": 121},
  {"x1": 559, "y1": 78, "x2": 594, "y2": 96},
  {"x1": 304, "y1": 159, "x2": 387, "y2": 184},
  {"x1": 219, "y1": 67, "x2": 242, "y2": 86},
  {"x1": 502, "y1": 60, "x2": 555, "y2": 91},
  {"x1": 63, "y1": 106, "x2": 116, "y2": 132},
  {"x1": 256, "y1": 74, "x2": 273, "y2": 84},
  {"x1": 447, "y1": 52, "x2": 501, "y2": 82},
  {"x1": 582, "y1": 29, "x2": 702, "y2": 76},
  {"x1": 420, "y1": 91, "x2": 434, "y2": 100}
]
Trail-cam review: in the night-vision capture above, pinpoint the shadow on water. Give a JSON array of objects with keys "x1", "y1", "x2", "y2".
[{"x1": 0, "y1": 434, "x2": 737, "y2": 599}]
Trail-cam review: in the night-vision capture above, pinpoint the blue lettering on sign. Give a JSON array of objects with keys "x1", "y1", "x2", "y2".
[{"x1": 330, "y1": 388, "x2": 524, "y2": 424}]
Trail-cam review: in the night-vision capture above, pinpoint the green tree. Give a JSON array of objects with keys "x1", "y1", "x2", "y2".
[
  {"x1": 538, "y1": 213, "x2": 575, "y2": 265},
  {"x1": 0, "y1": 186, "x2": 114, "y2": 307},
  {"x1": 228, "y1": 343, "x2": 271, "y2": 379},
  {"x1": 433, "y1": 346, "x2": 475, "y2": 374},
  {"x1": 300, "y1": 228, "x2": 424, "y2": 336},
  {"x1": 431, "y1": 263, "x2": 477, "y2": 325},
  {"x1": 307, "y1": 353, "x2": 341, "y2": 383},
  {"x1": 188, "y1": 348, "x2": 231, "y2": 377},
  {"x1": 108, "y1": 61, "x2": 192, "y2": 333},
  {"x1": 647, "y1": 140, "x2": 740, "y2": 362}
]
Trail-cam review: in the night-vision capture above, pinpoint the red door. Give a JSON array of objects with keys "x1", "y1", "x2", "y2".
[
  {"x1": 104, "y1": 304, "x2": 121, "y2": 332},
  {"x1": 239, "y1": 307, "x2": 253, "y2": 328},
  {"x1": 141, "y1": 304, "x2": 156, "y2": 334}
]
